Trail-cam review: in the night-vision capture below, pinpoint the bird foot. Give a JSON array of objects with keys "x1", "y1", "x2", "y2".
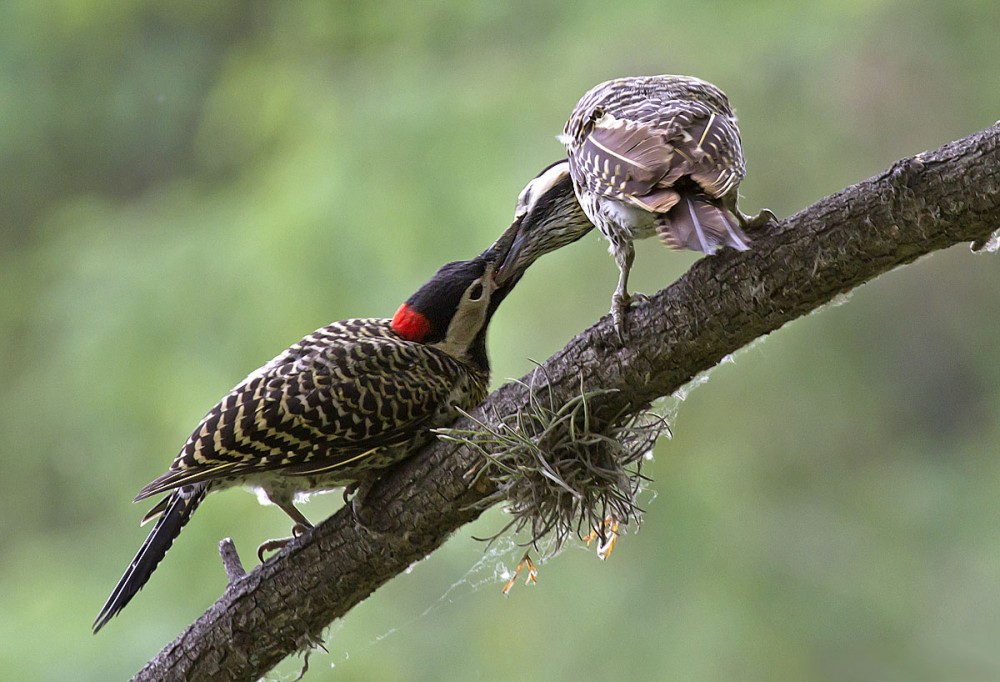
[
  {"x1": 610, "y1": 291, "x2": 649, "y2": 341},
  {"x1": 256, "y1": 539, "x2": 286, "y2": 563},
  {"x1": 738, "y1": 208, "x2": 777, "y2": 232},
  {"x1": 344, "y1": 477, "x2": 379, "y2": 532},
  {"x1": 256, "y1": 522, "x2": 312, "y2": 562},
  {"x1": 611, "y1": 293, "x2": 631, "y2": 342}
]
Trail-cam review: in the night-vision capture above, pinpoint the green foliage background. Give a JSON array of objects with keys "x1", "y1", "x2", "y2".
[{"x1": 2, "y1": 1, "x2": 999, "y2": 679}]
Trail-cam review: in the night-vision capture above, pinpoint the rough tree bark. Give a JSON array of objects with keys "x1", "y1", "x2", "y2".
[{"x1": 133, "y1": 124, "x2": 1000, "y2": 681}]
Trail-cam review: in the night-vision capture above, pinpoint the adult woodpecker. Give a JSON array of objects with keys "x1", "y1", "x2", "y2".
[
  {"x1": 94, "y1": 240, "x2": 520, "y2": 633},
  {"x1": 560, "y1": 74, "x2": 774, "y2": 334}
]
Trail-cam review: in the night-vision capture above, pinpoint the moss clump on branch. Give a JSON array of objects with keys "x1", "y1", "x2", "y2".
[{"x1": 437, "y1": 374, "x2": 669, "y2": 552}]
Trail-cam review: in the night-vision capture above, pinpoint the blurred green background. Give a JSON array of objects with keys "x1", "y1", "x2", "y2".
[{"x1": 3, "y1": 1, "x2": 1000, "y2": 680}]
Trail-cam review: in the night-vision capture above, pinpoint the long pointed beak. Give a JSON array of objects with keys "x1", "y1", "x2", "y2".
[{"x1": 492, "y1": 215, "x2": 527, "y2": 287}]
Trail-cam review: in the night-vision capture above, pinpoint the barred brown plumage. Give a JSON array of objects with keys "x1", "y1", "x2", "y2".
[
  {"x1": 94, "y1": 245, "x2": 521, "y2": 633},
  {"x1": 495, "y1": 161, "x2": 594, "y2": 285},
  {"x1": 560, "y1": 74, "x2": 774, "y2": 335}
]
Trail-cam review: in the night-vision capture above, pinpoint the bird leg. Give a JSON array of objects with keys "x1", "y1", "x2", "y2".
[
  {"x1": 610, "y1": 242, "x2": 637, "y2": 340},
  {"x1": 256, "y1": 500, "x2": 314, "y2": 562}
]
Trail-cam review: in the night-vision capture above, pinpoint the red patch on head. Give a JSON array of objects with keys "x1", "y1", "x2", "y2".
[{"x1": 391, "y1": 303, "x2": 432, "y2": 341}]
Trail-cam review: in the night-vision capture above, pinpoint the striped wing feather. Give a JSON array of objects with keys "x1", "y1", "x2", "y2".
[
  {"x1": 135, "y1": 320, "x2": 469, "y2": 499},
  {"x1": 578, "y1": 100, "x2": 745, "y2": 210}
]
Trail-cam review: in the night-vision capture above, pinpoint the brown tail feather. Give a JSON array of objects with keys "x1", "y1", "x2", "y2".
[{"x1": 656, "y1": 195, "x2": 751, "y2": 254}]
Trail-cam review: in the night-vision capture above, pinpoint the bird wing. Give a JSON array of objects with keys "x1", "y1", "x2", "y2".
[
  {"x1": 578, "y1": 100, "x2": 745, "y2": 210},
  {"x1": 135, "y1": 321, "x2": 470, "y2": 499}
]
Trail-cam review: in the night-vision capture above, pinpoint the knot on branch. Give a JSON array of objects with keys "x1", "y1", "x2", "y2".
[
  {"x1": 881, "y1": 154, "x2": 933, "y2": 233},
  {"x1": 218, "y1": 537, "x2": 247, "y2": 584}
]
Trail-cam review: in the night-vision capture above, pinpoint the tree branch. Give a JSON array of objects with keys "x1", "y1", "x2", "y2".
[{"x1": 133, "y1": 124, "x2": 1000, "y2": 681}]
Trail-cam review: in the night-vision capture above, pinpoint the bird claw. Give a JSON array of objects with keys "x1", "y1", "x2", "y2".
[
  {"x1": 345, "y1": 477, "x2": 379, "y2": 532},
  {"x1": 256, "y1": 522, "x2": 312, "y2": 562},
  {"x1": 738, "y1": 207, "x2": 777, "y2": 232},
  {"x1": 611, "y1": 291, "x2": 649, "y2": 341},
  {"x1": 257, "y1": 537, "x2": 289, "y2": 562},
  {"x1": 349, "y1": 495, "x2": 369, "y2": 529},
  {"x1": 611, "y1": 293, "x2": 631, "y2": 341}
]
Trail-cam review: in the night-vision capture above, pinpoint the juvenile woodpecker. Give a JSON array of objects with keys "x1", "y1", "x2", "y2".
[
  {"x1": 493, "y1": 160, "x2": 594, "y2": 288},
  {"x1": 560, "y1": 74, "x2": 774, "y2": 334},
  {"x1": 94, "y1": 245, "x2": 519, "y2": 633}
]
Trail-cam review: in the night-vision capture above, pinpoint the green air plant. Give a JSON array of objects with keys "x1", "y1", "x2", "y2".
[{"x1": 438, "y1": 373, "x2": 670, "y2": 560}]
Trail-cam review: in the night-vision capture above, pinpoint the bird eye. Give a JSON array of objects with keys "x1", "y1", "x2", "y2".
[
  {"x1": 515, "y1": 186, "x2": 533, "y2": 216},
  {"x1": 467, "y1": 282, "x2": 485, "y2": 301},
  {"x1": 590, "y1": 107, "x2": 604, "y2": 122}
]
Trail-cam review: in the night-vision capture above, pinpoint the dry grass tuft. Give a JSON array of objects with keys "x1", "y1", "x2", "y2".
[{"x1": 437, "y1": 373, "x2": 669, "y2": 552}]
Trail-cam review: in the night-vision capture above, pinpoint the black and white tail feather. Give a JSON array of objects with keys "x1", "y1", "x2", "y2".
[{"x1": 92, "y1": 486, "x2": 208, "y2": 633}]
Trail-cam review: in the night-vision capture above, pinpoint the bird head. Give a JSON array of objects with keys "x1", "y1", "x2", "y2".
[
  {"x1": 391, "y1": 249, "x2": 516, "y2": 370},
  {"x1": 493, "y1": 160, "x2": 594, "y2": 287},
  {"x1": 561, "y1": 78, "x2": 621, "y2": 146}
]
